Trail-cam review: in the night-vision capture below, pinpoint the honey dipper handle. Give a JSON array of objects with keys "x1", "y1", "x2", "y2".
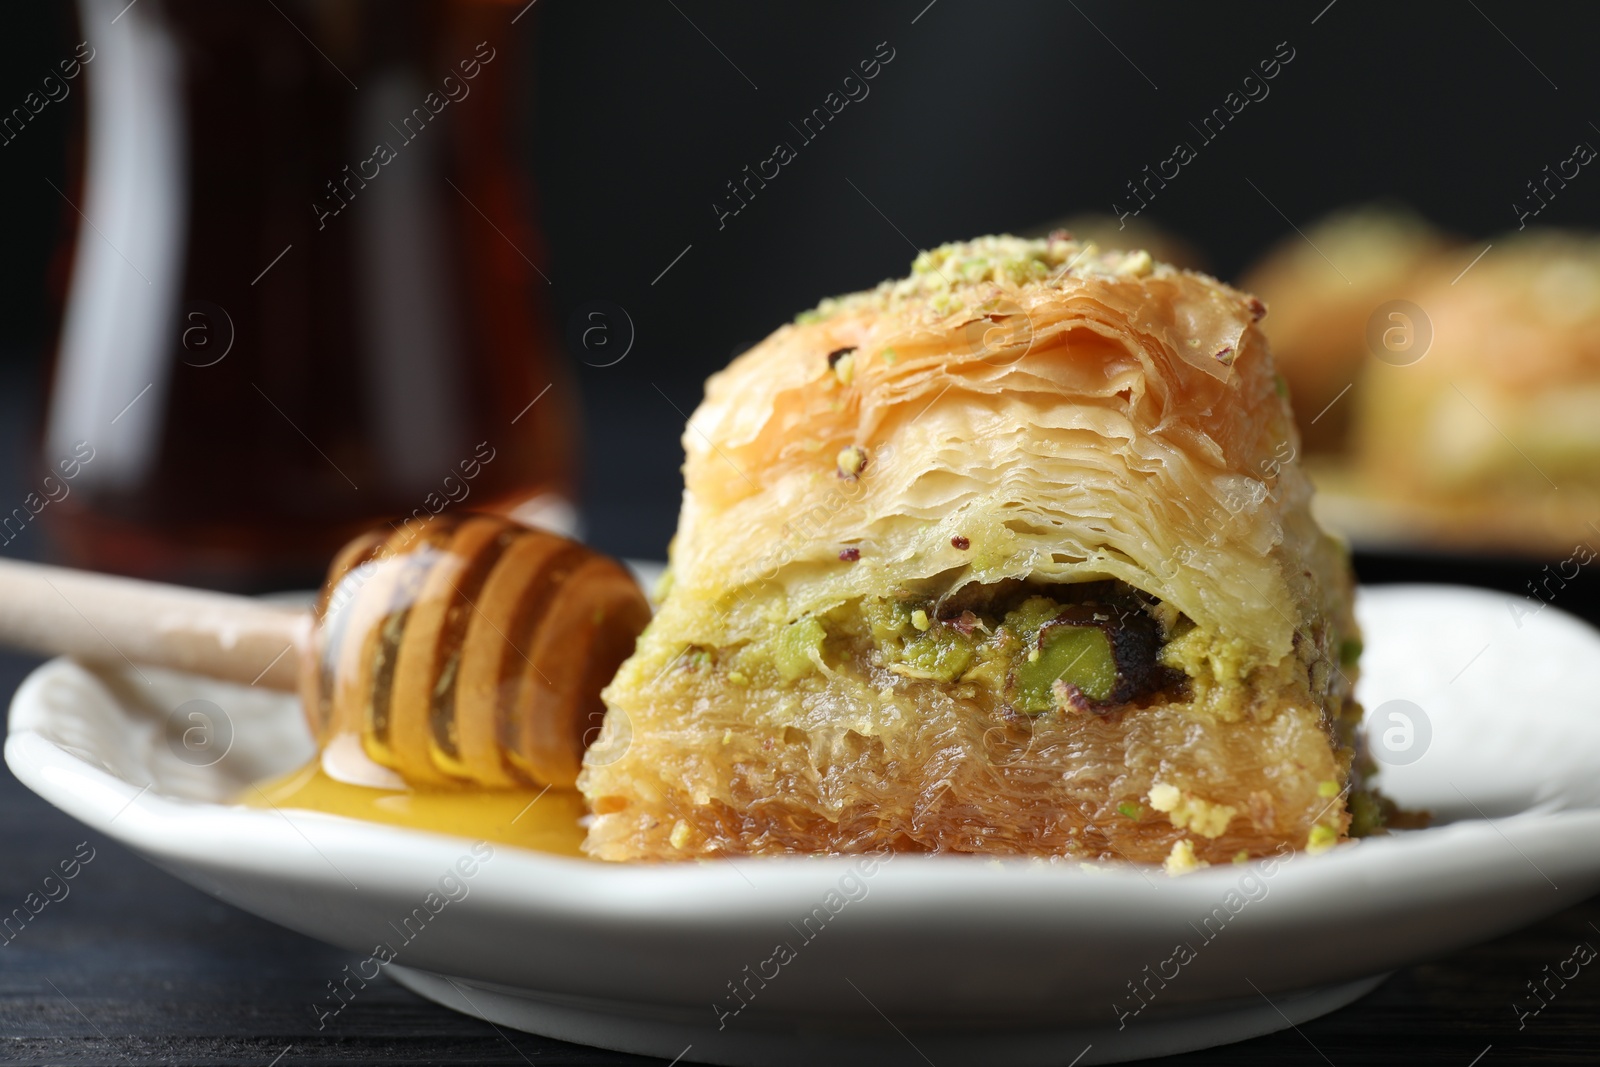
[{"x1": 0, "y1": 558, "x2": 308, "y2": 691}]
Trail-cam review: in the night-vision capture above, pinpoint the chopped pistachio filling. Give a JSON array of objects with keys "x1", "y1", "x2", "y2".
[
  {"x1": 771, "y1": 616, "x2": 826, "y2": 681},
  {"x1": 1012, "y1": 623, "x2": 1117, "y2": 709},
  {"x1": 678, "y1": 578, "x2": 1386, "y2": 842},
  {"x1": 729, "y1": 583, "x2": 1178, "y2": 714}
]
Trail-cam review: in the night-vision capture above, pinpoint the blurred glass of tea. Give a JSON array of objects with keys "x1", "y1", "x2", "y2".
[{"x1": 43, "y1": 0, "x2": 576, "y2": 590}]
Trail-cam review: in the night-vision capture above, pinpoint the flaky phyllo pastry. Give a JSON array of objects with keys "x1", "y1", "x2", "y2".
[{"x1": 580, "y1": 234, "x2": 1381, "y2": 869}]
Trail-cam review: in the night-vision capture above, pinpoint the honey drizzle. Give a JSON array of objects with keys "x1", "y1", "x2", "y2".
[{"x1": 243, "y1": 756, "x2": 589, "y2": 858}]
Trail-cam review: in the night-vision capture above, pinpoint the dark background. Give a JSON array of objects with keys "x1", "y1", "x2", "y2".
[
  {"x1": 4, "y1": 2, "x2": 1600, "y2": 1064},
  {"x1": 7, "y1": 0, "x2": 1600, "y2": 561}
]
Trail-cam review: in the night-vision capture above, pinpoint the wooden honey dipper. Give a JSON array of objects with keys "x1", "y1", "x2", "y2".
[{"x1": 0, "y1": 514, "x2": 651, "y2": 788}]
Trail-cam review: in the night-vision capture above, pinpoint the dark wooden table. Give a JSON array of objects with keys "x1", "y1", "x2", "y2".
[{"x1": 1, "y1": 626, "x2": 1597, "y2": 1066}]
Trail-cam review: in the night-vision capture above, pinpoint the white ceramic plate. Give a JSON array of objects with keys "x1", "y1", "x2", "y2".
[{"x1": 9, "y1": 584, "x2": 1600, "y2": 1067}]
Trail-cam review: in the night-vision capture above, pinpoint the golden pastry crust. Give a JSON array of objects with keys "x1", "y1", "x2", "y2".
[{"x1": 580, "y1": 234, "x2": 1363, "y2": 865}]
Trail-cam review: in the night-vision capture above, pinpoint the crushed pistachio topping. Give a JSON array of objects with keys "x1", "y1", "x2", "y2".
[
  {"x1": 1306, "y1": 825, "x2": 1339, "y2": 854},
  {"x1": 799, "y1": 234, "x2": 1179, "y2": 322},
  {"x1": 1316, "y1": 779, "x2": 1341, "y2": 799},
  {"x1": 727, "y1": 671, "x2": 750, "y2": 686},
  {"x1": 832, "y1": 351, "x2": 856, "y2": 386},
  {"x1": 669, "y1": 820, "x2": 692, "y2": 850},
  {"x1": 1149, "y1": 783, "x2": 1237, "y2": 839},
  {"x1": 1114, "y1": 248, "x2": 1154, "y2": 277},
  {"x1": 1117, "y1": 802, "x2": 1143, "y2": 819},
  {"x1": 1164, "y1": 839, "x2": 1206, "y2": 875},
  {"x1": 721, "y1": 728, "x2": 734, "y2": 744},
  {"x1": 910, "y1": 608, "x2": 931, "y2": 632},
  {"x1": 1233, "y1": 849, "x2": 1251, "y2": 864},
  {"x1": 836, "y1": 445, "x2": 868, "y2": 479}
]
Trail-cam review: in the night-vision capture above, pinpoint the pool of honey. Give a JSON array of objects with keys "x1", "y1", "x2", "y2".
[{"x1": 244, "y1": 761, "x2": 589, "y2": 857}]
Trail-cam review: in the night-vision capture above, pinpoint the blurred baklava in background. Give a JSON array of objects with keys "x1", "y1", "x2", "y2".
[
  {"x1": 1241, "y1": 206, "x2": 1451, "y2": 456},
  {"x1": 1349, "y1": 230, "x2": 1600, "y2": 553},
  {"x1": 1245, "y1": 207, "x2": 1600, "y2": 556}
]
